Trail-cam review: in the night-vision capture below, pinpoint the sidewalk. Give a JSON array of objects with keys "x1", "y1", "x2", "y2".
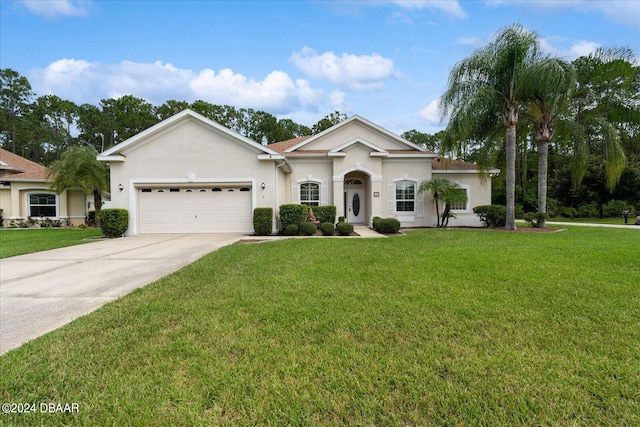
[{"x1": 525, "y1": 220, "x2": 640, "y2": 230}]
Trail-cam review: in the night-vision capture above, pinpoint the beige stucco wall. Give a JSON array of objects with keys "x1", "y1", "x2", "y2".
[
  {"x1": 301, "y1": 121, "x2": 413, "y2": 152},
  {"x1": 430, "y1": 172, "x2": 493, "y2": 227},
  {"x1": 283, "y1": 144, "x2": 434, "y2": 227},
  {"x1": 0, "y1": 182, "x2": 87, "y2": 227},
  {"x1": 108, "y1": 119, "x2": 282, "y2": 234}
]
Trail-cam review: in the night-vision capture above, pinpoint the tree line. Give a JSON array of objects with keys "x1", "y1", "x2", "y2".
[{"x1": 0, "y1": 69, "x2": 347, "y2": 166}]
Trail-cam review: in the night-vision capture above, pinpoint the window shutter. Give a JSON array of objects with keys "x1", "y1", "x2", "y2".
[
  {"x1": 387, "y1": 178, "x2": 395, "y2": 216},
  {"x1": 321, "y1": 180, "x2": 328, "y2": 205},
  {"x1": 417, "y1": 192, "x2": 425, "y2": 217}
]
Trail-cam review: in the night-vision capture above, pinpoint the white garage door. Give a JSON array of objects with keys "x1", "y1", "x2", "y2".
[{"x1": 138, "y1": 186, "x2": 253, "y2": 233}]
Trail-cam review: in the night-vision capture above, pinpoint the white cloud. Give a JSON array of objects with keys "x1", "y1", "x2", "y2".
[
  {"x1": 28, "y1": 59, "x2": 323, "y2": 114},
  {"x1": 392, "y1": 0, "x2": 467, "y2": 19},
  {"x1": 190, "y1": 69, "x2": 321, "y2": 113},
  {"x1": 540, "y1": 37, "x2": 601, "y2": 60},
  {"x1": 19, "y1": 0, "x2": 91, "y2": 19},
  {"x1": 419, "y1": 98, "x2": 441, "y2": 125},
  {"x1": 289, "y1": 46, "x2": 397, "y2": 90}
]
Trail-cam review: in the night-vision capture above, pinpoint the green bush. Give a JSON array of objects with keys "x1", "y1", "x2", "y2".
[
  {"x1": 473, "y1": 205, "x2": 506, "y2": 227},
  {"x1": 98, "y1": 208, "x2": 129, "y2": 238},
  {"x1": 336, "y1": 222, "x2": 354, "y2": 236},
  {"x1": 284, "y1": 224, "x2": 299, "y2": 236},
  {"x1": 320, "y1": 222, "x2": 335, "y2": 236},
  {"x1": 558, "y1": 206, "x2": 578, "y2": 218},
  {"x1": 253, "y1": 207, "x2": 273, "y2": 236},
  {"x1": 523, "y1": 212, "x2": 547, "y2": 228},
  {"x1": 372, "y1": 216, "x2": 381, "y2": 229},
  {"x1": 374, "y1": 218, "x2": 401, "y2": 234},
  {"x1": 299, "y1": 221, "x2": 317, "y2": 236},
  {"x1": 603, "y1": 200, "x2": 632, "y2": 218},
  {"x1": 279, "y1": 204, "x2": 307, "y2": 231},
  {"x1": 577, "y1": 203, "x2": 599, "y2": 218},
  {"x1": 312, "y1": 206, "x2": 336, "y2": 224}
]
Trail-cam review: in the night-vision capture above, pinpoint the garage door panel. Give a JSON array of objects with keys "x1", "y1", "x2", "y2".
[{"x1": 138, "y1": 186, "x2": 252, "y2": 233}]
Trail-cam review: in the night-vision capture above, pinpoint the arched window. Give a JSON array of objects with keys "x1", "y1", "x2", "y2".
[
  {"x1": 300, "y1": 182, "x2": 320, "y2": 206},
  {"x1": 29, "y1": 193, "x2": 57, "y2": 217},
  {"x1": 395, "y1": 181, "x2": 415, "y2": 212}
]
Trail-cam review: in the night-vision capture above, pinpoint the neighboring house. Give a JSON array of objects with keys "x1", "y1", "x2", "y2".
[
  {"x1": 97, "y1": 109, "x2": 498, "y2": 235},
  {"x1": 0, "y1": 148, "x2": 89, "y2": 227}
]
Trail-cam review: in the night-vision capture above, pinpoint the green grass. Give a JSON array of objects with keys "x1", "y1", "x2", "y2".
[
  {"x1": 0, "y1": 228, "x2": 104, "y2": 258},
  {"x1": 1, "y1": 227, "x2": 639, "y2": 425}
]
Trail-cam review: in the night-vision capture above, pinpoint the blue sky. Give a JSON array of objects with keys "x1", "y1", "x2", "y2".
[{"x1": 1, "y1": 0, "x2": 639, "y2": 135}]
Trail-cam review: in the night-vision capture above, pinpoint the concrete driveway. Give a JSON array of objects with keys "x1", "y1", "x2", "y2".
[{"x1": 0, "y1": 234, "x2": 243, "y2": 355}]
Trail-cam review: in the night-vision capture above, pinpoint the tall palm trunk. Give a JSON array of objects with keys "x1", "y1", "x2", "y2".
[
  {"x1": 504, "y1": 103, "x2": 518, "y2": 230},
  {"x1": 536, "y1": 115, "x2": 554, "y2": 229},
  {"x1": 537, "y1": 140, "x2": 548, "y2": 227}
]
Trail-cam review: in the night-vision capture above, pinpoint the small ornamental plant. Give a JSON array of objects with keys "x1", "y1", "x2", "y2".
[
  {"x1": 284, "y1": 224, "x2": 299, "y2": 236},
  {"x1": 336, "y1": 222, "x2": 354, "y2": 236},
  {"x1": 299, "y1": 221, "x2": 317, "y2": 236},
  {"x1": 320, "y1": 222, "x2": 335, "y2": 236}
]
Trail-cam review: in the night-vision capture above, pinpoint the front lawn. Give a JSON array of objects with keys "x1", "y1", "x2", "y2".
[
  {"x1": 1, "y1": 227, "x2": 638, "y2": 425},
  {"x1": 0, "y1": 228, "x2": 104, "y2": 258}
]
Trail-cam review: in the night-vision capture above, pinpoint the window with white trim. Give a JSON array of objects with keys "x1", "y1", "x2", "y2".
[
  {"x1": 300, "y1": 182, "x2": 320, "y2": 206},
  {"x1": 449, "y1": 188, "x2": 468, "y2": 211},
  {"x1": 29, "y1": 193, "x2": 57, "y2": 217},
  {"x1": 395, "y1": 181, "x2": 415, "y2": 212}
]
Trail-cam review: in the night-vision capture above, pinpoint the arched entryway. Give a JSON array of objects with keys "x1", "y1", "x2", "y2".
[{"x1": 344, "y1": 171, "x2": 369, "y2": 224}]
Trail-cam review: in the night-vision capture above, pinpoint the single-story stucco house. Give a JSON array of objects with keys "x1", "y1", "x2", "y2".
[
  {"x1": 0, "y1": 148, "x2": 90, "y2": 227},
  {"x1": 97, "y1": 109, "x2": 498, "y2": 235}
]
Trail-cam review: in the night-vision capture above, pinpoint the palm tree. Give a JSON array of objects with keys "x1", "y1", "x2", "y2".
[
  {"x1": 48, "y1": 145, "x2": 109, "y2": 224},
  {"x1": 419, "y1": 178, "x2": 468, "y2": 227},
  {"x1": 440, "y1": 24, "x2": 542, "y2": 230},
  {"x1": 523, "y1": 58, "x2": 576, "y2": 228}
]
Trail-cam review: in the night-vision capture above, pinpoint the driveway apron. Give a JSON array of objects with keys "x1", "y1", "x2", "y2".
[{"x1": 0, "y1": 234, "x2": 242, "y2": 354}]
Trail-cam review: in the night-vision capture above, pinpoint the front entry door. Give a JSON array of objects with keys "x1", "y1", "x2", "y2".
[{"x1": 346, "y1": 189, "x2": 365, "y2": 223}]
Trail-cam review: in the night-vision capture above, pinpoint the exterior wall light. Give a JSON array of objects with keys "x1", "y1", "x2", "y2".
[
  {"x1": 118, "y1": 184, "x2": 124, "y2": 191},
  {"x1": 261, "y1": 182, "x2": 266, "y2": 190}
]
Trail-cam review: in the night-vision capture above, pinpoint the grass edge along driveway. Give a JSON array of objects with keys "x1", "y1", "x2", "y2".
[{"x1": 1, "y1": 227, "x2": 639, "y2": 426}]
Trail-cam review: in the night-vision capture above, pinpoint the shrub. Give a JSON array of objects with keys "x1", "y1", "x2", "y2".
[
  {"x1": 320, "y1": 222, "x2": 335, "y2": 236},
  {"x1": 337, "y1": 216, "x2": 345, "y2": 225},
  {"x1": 558, "y1": 206, "x2": 578, "y2": 219},
  {"x1": 253, "y1": 207, "x2": 273, "y2": 236},
  {"x1": 523, "y1": 212, "x2": 547, "y2": 228},
  {"x1": 299, "y1": 221, "x2": 317, "y2": 236},
  {"x1": 473, "y1": 205, "x2": 506, "y2": 227},
  {"x1": 374, "y1": 218, "x2": 401, "y2": 234},
  {"x1": 603, "y1": 200, "x2": 632, "y2": 218},
  {"x1": 372, "y1": 216, "x2": 381, "y2": 229},
  {"x1": 279, "y1": 204, "x2": 307, "y2": 230},
  {"x1": 336, "y1": 222, "x2": 354, "y2": 236},
  {"x1": 98, "y1": 208, "x2": 129, "y2": 238},
  {"x1": 313, "y1": 206, "x2": 336, "y2": 224},
  {"x1": 284, "y1": 224, "x2": 299, "y2": 236},
  {"x1": 577, "y1": 203, "x2": 599, "y2": 218}
]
